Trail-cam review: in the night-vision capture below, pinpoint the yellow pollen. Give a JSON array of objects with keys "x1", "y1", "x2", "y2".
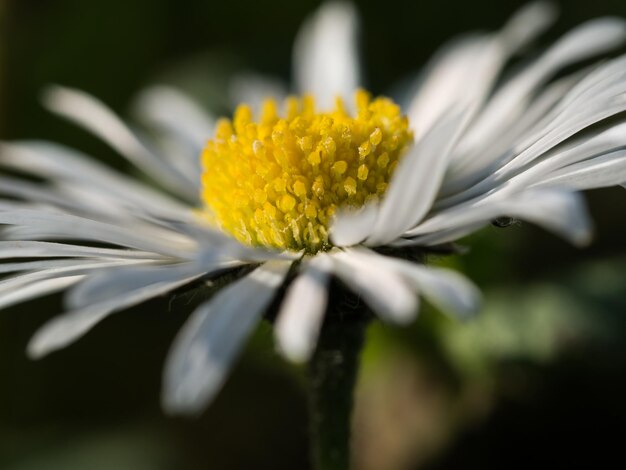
[{"x1": 200, "y1": 90, "x2": 413, "y2": 253}]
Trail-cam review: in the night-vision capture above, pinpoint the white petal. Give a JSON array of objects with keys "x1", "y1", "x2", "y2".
[
  {"x1": 0, "y1": 241, "x2": 160, "y2": 260},
  {"x1": 495, "y1": 92, "x2": 626, "y2": 182},
  {"x1": 535, "y1": 150, "x2": 626, "y2": 190},
  {"x1": 498, "y1": 54, "x2": 626, "y2": 158},
  {"x1": 132, "y1": 85, "x2": 214, "y2": 184},
  {"x1": 406, "y1": 35, "x2": 500, "y2": 137},
  {"x1": 406, "y1": 2, "x2": 556, "y2": 138},
  {"x1": 27, "y1": 271, "x2": 203, "y2": 359},
  {"x1": 349, "y1": 248, "x2": 481, "y2": 318},
  {"x1": 0, "y1": 210, "x2": 195, "y2": 257},
  {"x1": 42, "y1": 85, "x2": 198, "y2": 200},
  {"x1": 329, "y1": 204, "x2": 377, "y2": 247},
  {"x1": 329, "y1": 249, "x2": 418, "y2": 324},
  {"x1": 501, "y1": 55, "x2": 626, "y2": 167},
  {"x1": 0, "y1": 260, "x2": 151, "y2": 294},
  {"x1": 0, "y1": 276, "x2": 84, "y2": 311},
  {"x1": 0, "y1": 259, "x2": 124, "y2": 274},
  {"x1": 540, "y1": 17, "x2": 626, "y2": 68},
  {"x1": 497, "y1": 2, "x2": 558, "y2": 51},
  {"x1": 495, "y1": 190, "x2": 593, "y2": 247},
  {"x1": 0, "y1": 141, "x2": 192, "y2": 218},
  {"x1": 455, "y1": 17, "x2": 626, "y2": 163},
  {"x1": 366, "y1": 109, "x2": 468, "y2": 245},
  {"x1": 393, "y1": 264, "x2": 480, "y2": 318},
  {"x1": 0, "y1": 259, "x2": 150, "y2": 310},
  {"x1": 392, "y1": 223, "x2": 486, "y2": 248},
  {"x1": 439, "y1": 67, "x2": 626, "y2": 208},
  {"x1": 65, "y1": 262, "x2": 219, "y2": 311},
  {"x1": 0, "y1": 200, "x2": 42, "y2": 211},
  {"x1": 444, "y1": 71, "x2": 584, "y2": 192},
  {"x1": 133, "y1": 85, "x2": 214, "y2": 150},
  {"x1": 162, "y1": 260, "x2": 291, "y2": 415},
  {"x1": 406, "y1": 189, "x2": 592, "y2": 247},
  {"x1": 485, "y1": 122, "x2": 626, "y2": 194},
  {"x1": 293, "y1": 1, "x2": 360, "y2": 109},
  {"x1": 0, "y1": 176, "x2": 119, "y2": 219},
  {"x1": 274, "y1": 255, "x2": 332, "y2": 363}
]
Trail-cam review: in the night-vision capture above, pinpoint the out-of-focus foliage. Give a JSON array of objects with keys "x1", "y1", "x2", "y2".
[{"x1": 354, "y1": 255, "x2": 626, "y2": 469}]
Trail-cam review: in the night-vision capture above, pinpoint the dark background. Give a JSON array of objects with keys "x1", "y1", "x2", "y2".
[{"x1": 1, "y1": 1, "x2": 626, "y2": 468}]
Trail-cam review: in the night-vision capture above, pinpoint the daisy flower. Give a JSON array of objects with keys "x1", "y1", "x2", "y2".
[{"x1": 1, "y1": 1, "x2": 626, "y2": 416}]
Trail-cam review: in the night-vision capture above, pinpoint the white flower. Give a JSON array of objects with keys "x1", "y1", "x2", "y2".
[{"x1": 1, "y1": 1, "x2": 626, "y2": 415}]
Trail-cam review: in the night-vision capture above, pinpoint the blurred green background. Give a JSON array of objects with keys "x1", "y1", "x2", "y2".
[{"x1": 1, "y1": 0, "x2": 626, "y2": 468}]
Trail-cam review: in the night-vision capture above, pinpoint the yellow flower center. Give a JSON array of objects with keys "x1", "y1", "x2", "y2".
[{"x1": 200, "y1": 90, "x2": 413, "y2": 253}]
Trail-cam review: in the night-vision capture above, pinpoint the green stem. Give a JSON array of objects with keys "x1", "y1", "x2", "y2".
[{"x1": 308, "y1": 313, "x2": 368, "y2": 470}]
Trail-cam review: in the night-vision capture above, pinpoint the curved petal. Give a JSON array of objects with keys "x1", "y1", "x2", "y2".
[
  {"x1": 0, "y1": 210, "x2": 196, "y2": 257},
  {"x1": 406, "y1": 2, "x2": 557, "y2": 138},
  {"x1": 350, "y1": 248, "x2": 481, "y2": 318},
  {"x1": 403, "y1": 266, "x2": 481, "y2": 319},
  {"x1": 0, "y1": 259, "x2": 157, "y2": 311},
  {"x1": 274, "y1": 255, "x2": 333, "y2": 363},
  {"x1": 329, "y1": 249, "x2": 418, "y2": 324},
  {"x1": 406, "y1": 35, "x2": 501, "y2": 137},
  {"x1": 0, "y1": 241, "x2": 160, "y2": 260},
  {"x1": 329, "y1": 204, "x2": 377, "y2": 247},
  {"x1": 133, "y1": 85, "x2": 214, "y2": 181},
  {"x1": 27, "y1": 270, "x2": 204, "y2": 359},
  {"x1": 489, "y1": 122, "x2": 626, "y2": 193},
  {"x1": 406, "y1": 188, "x2": 593, "y2": 247},
  {"x1": 64, "y1": 262, "x2": 217, "y2": 311},
  {"x1": 0, "y1": 176, "x2": 121, "y2": 220},
  {"x1": 162, "y1": 260, "x2": 292, "y2": 415},
  {"x1": 439, "y1": 59, "x2": 626, "y2": 208},
  {"x1": 43, "y1": 85, "x2": 198, "y2": 200},
  {"x1": 133, "y1": 85, "x2": 215, "y2": 149},
  {"x1": 0, "y1": 141, "x2": 192, "y2": 218},
  {"x1": 366, "y1": 108, "x2": 468, "y2": 245},
  {"x1": 454, "y1": 17, "x2": 626, "y2": 165},
  {"x1": 0, "y1": 276, "x2": 84, "y2": 311},
  {"x1": 535, "y1": 150, "x2": 626, "y2": 191}
]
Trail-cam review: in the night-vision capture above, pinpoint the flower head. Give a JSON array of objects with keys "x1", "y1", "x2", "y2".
[{"x1": 1, "y1": 1, "x2": 626, "y2": 415}]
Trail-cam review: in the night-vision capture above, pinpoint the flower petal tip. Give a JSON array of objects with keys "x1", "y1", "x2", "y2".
[
  {"x1": 572, "y1": 228, "x2": 594, "y2": 248},
  {"x1": 40, "y1": 84, "x2": 72, "y2": 111},
  {"x1": 329, "y1": 205, "x2": 377, "y2": 247},
  {"x1": 25, "y1": 335, "x2": 52, "y2": 361}
]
